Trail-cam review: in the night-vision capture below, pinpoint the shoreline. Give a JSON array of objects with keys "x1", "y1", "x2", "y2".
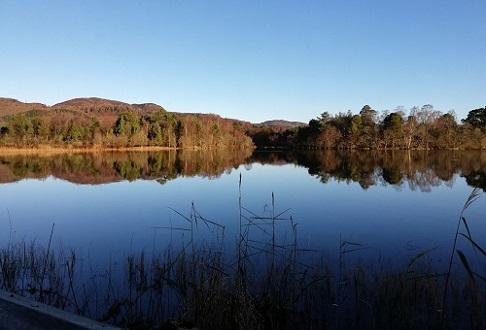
[
  {"x1": 0, "y1": 146, "x2": 478, "y2": 156},
  {"x1": 0, "y1": 146, "x2": 179, "y2": 155}
]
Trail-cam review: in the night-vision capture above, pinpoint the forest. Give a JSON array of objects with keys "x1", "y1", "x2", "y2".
[
  {"x1": 0, "y1": 104, "x2": 254, "y2": 150},
  {"x1": 1, "y1": 98, "x2": 486, "y2": 150},
  {"x1": 249, "y1": 105, "x2": 486, "y2": 150}
]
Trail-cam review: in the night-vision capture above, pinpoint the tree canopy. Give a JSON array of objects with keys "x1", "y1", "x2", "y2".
[{"x1": 248, "y1": 105, "x2": 486, "y2": 150}]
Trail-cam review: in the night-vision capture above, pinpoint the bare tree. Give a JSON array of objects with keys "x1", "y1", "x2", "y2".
[{"x1": 416, "y1": 104, "x2": 441, "y2": 150}]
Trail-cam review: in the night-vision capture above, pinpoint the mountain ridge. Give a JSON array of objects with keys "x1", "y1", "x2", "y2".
[
  {"x1": 0, "y1": 97, "x2": 303, "y2": 128},
  {"x1": 259, "y1": 120, "x2": 306, "y2": 129}
]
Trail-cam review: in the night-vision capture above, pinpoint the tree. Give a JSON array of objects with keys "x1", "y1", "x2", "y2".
[
  {"x1": 357, "y1": 105, "x2": 378, "y2": 148},
  {"x1": 148, "y1": 121, "x2": 164, "y2": 144},
  {"x1": 359, "y1": 105, "x2": 377, "y2": 126},
  {"x1": 114, "y1": 112, "x2": 141, "y2": 137},
  {"x1": 404, "y1": 106, "x2": 419, "y2": 149},
  {"x1": 11, "y1": 114, "x2": 33, "y2": 136},
  {"x1": 383, "y1": 112, "x2": 404, "y2": 130},
  {"x1": 32, "y1": 117, "x2": 48, "y2": 141},
  {"x1": 318, "y1": 112, "x2": 331, "y2": 125},
  {"x1": 333, "y1": 111, "x2": 354, "y2": 142},
  {"x1": 317, "y1": 126, "x2": 342, "y2": 149},
  {"x1": 65, "y1": 123, "x2": 86, "y2": 144},
  {"x1": 462, "y1": 106, "x2": 486, "y2": 129},
  {"x1": 436, "y1": 112, "x2": 458, "y2": 148},
  {"x1": 382, "y1": 112, "x2": 404, "y2": 149},
  {"x1": 416, "y1": 104, "x2": 440, "y2": 150}
]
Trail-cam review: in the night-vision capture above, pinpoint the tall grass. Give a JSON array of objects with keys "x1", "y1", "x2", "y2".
[{"x1": 0, "y1": 184, "x2": 485, "y2": 329}]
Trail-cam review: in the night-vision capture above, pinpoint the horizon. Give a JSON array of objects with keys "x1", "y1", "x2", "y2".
[{"x1": 1, "y1": 1, "x2": 485, "y2": 122}]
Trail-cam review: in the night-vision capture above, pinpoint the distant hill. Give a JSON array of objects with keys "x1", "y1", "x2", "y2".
[
  {"x1": 260, "y1": 120, "x2": 306, "y2": 130},
  {"x1": 0, "y1": 98, "x2": 48, "y2": 116},
  {"x1": 52, "y1": 97, "x2": 166, "y2": 113},
  {"x1": 0, "y1": 97, "x2": 306, "y2": 134},
  {"x1": 0, "y1": 97, "x2": 260, "y2": 134},
  {"x1": 0, "y1": 97, "x2": 166, "y2": 116}
]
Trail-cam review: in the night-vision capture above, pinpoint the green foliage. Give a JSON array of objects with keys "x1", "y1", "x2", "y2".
[
  {"x1": 114, "y1": 160, "x2": 142, "y2": 181},
  {"x1": 10, "y1": 114, "x2": 34, "y2": 137},
  {"x1": 359, "y1": 104, "x2": 377, "y2": 126},
  {"x1": 382, "y1": 112, "x2": 404, "y2": 130},
  {"x1": 462, "y1": 106, "x2": 486, "y2": 129},
  {"x1": 148, "y1": 121, "x2": 163, "y2": 143},
  {"x1": 114, "y1": 112, "x2": 141, "y2": 136},
  {"x1": 0, "y1": 107, "x2": 253, "y2": 149},
  {"x1": 65, "y1": 123, "x2": 89, "y2": 144}
]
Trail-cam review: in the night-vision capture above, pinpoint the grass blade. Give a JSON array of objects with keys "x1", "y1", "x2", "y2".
[
  {"x1": 407, "y1": 247, "x2": 436, "y2": 270},
  {"x1": 459, "y1": 233, "x2": 486, "y2": 257},
  {"x1": 456, "y1": 250, "x2": 475, "y2": 283},
  {"x1": 461, "y1": 216, "x2": 472, "y2": 240}
]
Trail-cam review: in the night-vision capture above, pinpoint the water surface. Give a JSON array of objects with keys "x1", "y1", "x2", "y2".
[{"x1": 0, "y1": 150, "x2": 485, "y2": 268}]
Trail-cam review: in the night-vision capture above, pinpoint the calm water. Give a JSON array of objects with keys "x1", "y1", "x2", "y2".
[{"x1": 0, "y1": 150, "x2": 485, "y2": 268}]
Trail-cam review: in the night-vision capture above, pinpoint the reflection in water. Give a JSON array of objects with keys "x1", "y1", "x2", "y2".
[
  {"x1": 0, "y1": 150, "x2": 486, "y2": 191},
  {"x1": 253, "y1": 150, "x2": 486, "y2": 192},
  {"x1": 0, "y1": 149, "x2": 253, "y2": 185}
]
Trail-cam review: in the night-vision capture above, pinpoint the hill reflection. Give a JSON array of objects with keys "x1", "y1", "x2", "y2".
[
  {"x1": 0, "y1": 150, "x2": 252, "y2": 185},
  {"x1": 0, "y1": 150, "x2": 485, "y2": 191}
]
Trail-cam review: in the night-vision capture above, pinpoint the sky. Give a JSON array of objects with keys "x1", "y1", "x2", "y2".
[{"x1": 0, "y1": 0, "x2": 485, "y2": 123}]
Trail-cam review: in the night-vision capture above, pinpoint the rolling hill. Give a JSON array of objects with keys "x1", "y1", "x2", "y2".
[
  {"x1": 0, "y1": 97, "x2": 304, "y2": 131},
  {"x1": 259, "y1": 120, "x2": 306, "y2": 130},
  {"x1": 0, "y1": 98, "x2": 48, "y2": 116}
]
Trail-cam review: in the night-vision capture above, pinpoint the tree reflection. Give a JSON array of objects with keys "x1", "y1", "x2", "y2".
[
  {"x1": 1, "y1": 150, "x2": 486, "y2": 191},
  {"x1": 0, "y1": 149, "x2": 252, "y2": 185},
  {"x1": 251, "y1": 150, "x2": 486, "y2": 192}
]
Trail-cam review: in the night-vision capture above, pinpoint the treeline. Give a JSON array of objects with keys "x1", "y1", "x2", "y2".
[
  {"x1": 2, "y1": 101, "x2": 486, "y2": 150},
  {"x1": 250, "y1": 105, "x2": 486, "y2": 150},
  {"x1": 0, "y1": 110, "x2": 253, "y2": 149}
]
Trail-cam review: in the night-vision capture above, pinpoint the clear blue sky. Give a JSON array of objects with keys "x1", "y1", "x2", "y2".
[{"x1": 1, "y1": 0, "x2": 485, "y2": 122}]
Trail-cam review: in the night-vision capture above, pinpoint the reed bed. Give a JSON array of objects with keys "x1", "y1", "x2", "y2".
[{"x1": 0, "y1": 180, "x2": 485, "y2": 329}]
